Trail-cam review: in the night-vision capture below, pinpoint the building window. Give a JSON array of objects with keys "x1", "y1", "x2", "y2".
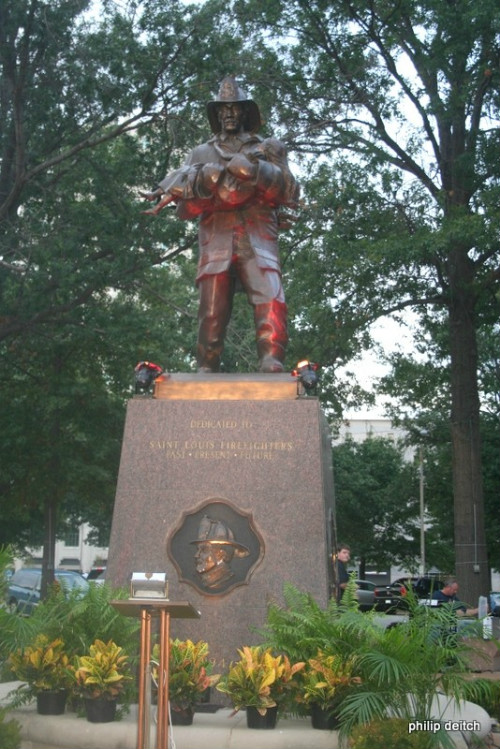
[{"x1": 64, "y1": 527, "x2": 80, "y2": 547}]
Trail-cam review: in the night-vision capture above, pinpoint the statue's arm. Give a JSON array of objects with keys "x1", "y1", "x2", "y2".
[{"x1": 226, "y1": 139, "x2": 299, "y2": 206}]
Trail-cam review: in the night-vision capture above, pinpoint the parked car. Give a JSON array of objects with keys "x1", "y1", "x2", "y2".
[
  {"x1": 88, "y1": 569, "x2": 106, "y2": 585},
  {"x1": 355, "y1": 579, "x2": 377, "y2": 611},
  {"x1": 85, "y1": 566, "x2": 106, "y2": 583},
  {"x1": 7, "y1": 568, "x2": 89, "y2": 615},
  {"x1": 374, "y1": 576, "x2": 444, "y2": 612}
]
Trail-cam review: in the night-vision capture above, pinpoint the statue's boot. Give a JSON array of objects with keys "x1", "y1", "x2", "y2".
[
  {"x1": 197, "y1": 340, "x2": 224, "y2": 373},
  {"x1": 196, "y1": 275, "x2": 233, "y2": 373},
  {"x1": 254, "y1": 301, "x2": 288, "y2": 373},
  {"x1": 197, "y1": 316, "x2": 226, "y2": 373}
]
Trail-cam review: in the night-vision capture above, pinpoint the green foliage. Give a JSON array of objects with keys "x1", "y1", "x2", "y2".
[
  {"x1": 0, "y1": 583, "x2": 139, "y2": 685},
  {"x1": 216, "y1": 646, "x2": 305, "y2": 715},
  {"x1": 152, "y1": 639, "x2": 219, "y2": 710},
  {"x1": 0, "y1": 547, "x2": 14, "y2": 602},
  {"x1": 259, "y1": 582, "x2": 373, "y2": 662},
  {"x1": 1, "y1": 583, "x2": 138, "y2": 712},
  {"x1": 231, "y1": 0, "x2": 499, "y2": 603},
  {"x1": 338, "y1": 609, "x2": 493, "y2": 744},
  {"x1": 37, "y1": 582, "x2": 140, "y2": 664},
  {"x1": 0, "y1": 709, "x2": 21, "y2": 749},
  {"x1": 333, "y1": 436, "x2": 420, "y2": 571},
  {"x1": 260, "y1": 585, "x2": 495, "y2": 744},
  {"x1": 349, "y1": 717, "x2": 434, "y2": 749},
  {"x1": 461, "y1": 676, "x2": 500, "y2": 721},
  {"x1": 299, "y1": 651, "x2": 361, "y2": 710},
  {"x1": 73, "y1": 639, "x2": 131, "y2": 700},
  {"x1": 0, "y1": 0, "x2": 251, "y2": 559},
  {"x1": 8, "y1": 635, "x2": 72, "y2": 697}
]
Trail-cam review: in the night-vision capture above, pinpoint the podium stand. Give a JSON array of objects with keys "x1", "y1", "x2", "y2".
[{"x1": 111, "y1": 600, "x2": 200, "y2": 749}]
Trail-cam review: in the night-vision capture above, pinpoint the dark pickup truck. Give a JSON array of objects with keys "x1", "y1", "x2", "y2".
[{"x1": 374, "y1": 576, "x2": 444, "y2": 612}]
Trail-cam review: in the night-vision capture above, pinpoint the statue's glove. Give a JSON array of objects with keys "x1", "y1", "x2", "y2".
[
  {"x1": 139, "y1": 188, "x2": 163, "y2": 201},
  {"x1": 227, "y1": 154, "x2": 258, "y2": 182},
  {"x1": 253, "y1": 160, "x2": 286, "y2": 203},
  {"x1": 194, "y1": 163, "x2": 224, "y2": 198}
]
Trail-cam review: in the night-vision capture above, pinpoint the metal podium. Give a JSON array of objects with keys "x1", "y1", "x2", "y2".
[{"x1": 111, "y1": 599, "x2": 200, "y2": 749}]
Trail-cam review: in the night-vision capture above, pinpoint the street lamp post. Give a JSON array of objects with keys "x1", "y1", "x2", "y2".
[{"x1": 419, "y1": 446, "x2": 425, "y2": 575}]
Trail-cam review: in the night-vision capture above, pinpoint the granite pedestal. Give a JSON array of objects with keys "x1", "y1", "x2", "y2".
[{"x1": 106, "y1": 374, "x2": 335, "y2": 681}]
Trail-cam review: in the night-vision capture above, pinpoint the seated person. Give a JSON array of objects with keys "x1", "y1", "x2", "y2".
[{"x1": 432, "y1": 577, "x2": 478, "y2": 616}]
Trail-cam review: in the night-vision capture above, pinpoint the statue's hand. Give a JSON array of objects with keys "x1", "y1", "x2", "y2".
[
  {"x1": 227, "y1": 154, "x2": 257, "y2": 182},
  {"x1": 139, "y1": 189, "x2": 162, "y2": 202},
  {"x1": 198, "y1": 163, "x2": 224, "y2": 194}
]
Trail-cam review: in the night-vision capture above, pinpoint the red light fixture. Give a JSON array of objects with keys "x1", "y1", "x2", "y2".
[
  {"x1": 134, "y1": 361, "x2": 164, "y2": 394},
  {"x1": 291, "y1": 359, "x2": 320, "y2": 396}
]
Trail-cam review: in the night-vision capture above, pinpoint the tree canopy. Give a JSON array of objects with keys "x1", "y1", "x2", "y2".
[
  {"x1": 333, "y1": 436, "x2": 420, "y2": 575},
  {"x1": 0, "y1": 0, "x2": 498, "y2": 601},
  {"x1": 228, "y1": 0, "x2": 500, "y2": 601}
]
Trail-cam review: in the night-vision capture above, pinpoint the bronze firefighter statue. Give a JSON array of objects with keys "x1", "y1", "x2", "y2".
[{"x1": 141, "y1": 76, "x2": 300, "y2": 373}]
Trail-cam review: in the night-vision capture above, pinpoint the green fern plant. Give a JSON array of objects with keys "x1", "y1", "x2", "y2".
[
  {"x1": 338, "y1": 600, "x2": 494, "y2": 746},
  {"x1": 259, "y1": 581, "x2": 379, "y2": 661},
  {"x1": 63, "y1": 583, "x2": 139, "y2": 658},
  {"x1": 0, "y1": 579, "x2": 139, "y2": 669},
  {"x1": 260, "y1": 584, "x2": 494, "y2": 747}
]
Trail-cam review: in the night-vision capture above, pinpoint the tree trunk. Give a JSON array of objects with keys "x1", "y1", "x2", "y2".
[
  {"x1": 41, "y1": 364, "x2": 62, "y2": 600},
  {"x1": 41, "y1": 497, "x2": 57, "y2": 599},
  {"x1": 359, "y1": 557, "x2": 366, "y2": 579},
  {"x1": 448, "y1": 244, "x2": 489, "y2": 606}
]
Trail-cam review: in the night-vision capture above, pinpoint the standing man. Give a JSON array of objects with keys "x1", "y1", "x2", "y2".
[
  {"x1": 142, "y1": 76, "x2": 299, "y2": 373},
  {"x1": 335, "y1": 544, "x2": 351, "y2": 604}
]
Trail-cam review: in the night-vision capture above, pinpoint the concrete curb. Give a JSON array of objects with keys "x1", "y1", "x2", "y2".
[
  {"x1": 1, "y1": 682, "x2": 494, "y2": 749},
  {"x1": 9, "y1": 704, "x2": 339, "y2": 749}
]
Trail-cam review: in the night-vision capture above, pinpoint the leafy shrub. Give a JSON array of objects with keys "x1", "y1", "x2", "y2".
[
  {"x1": 0, "y1": 708, "x2": 21, "y2": 749},
  {"x1": 8, "y1": 635, "x2": 72, "y2": 693},
  {"x1": 0, "y1": 581, "x2": 139, "y2": 667},
  {"x1": 461, "y1": 676, "x2": 500, "y2": 721},
  {"x1": 216, "y1": 646, "x2": 304, "y2": 715},
  {"x1": 259, "y1": 580, "x2": 373, "y2": 662},
  {"x1": 152, "y1": 639, "x2": 219, "y2": 710},
  {"x1": 299, "y1": 651, "x2": 361, "y2": 710},
  {"x1": 260, "y1": 583, "x2": 496, "y2": 746},
  {"x1": 349, "y1": 717, "x2": 435, "y2": 749},
  {"x1": 73, "y1": 639, "x2": 132, "y2": 700}
]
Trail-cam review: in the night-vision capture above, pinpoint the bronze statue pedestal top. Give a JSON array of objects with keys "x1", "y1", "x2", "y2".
[{"x1": 153, "y1": 372, "x2": 299, "y2": 401}]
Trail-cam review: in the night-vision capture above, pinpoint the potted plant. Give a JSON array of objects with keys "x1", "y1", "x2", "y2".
[
  {"x1": 73, "y1": 638, "x2": 132, "y2": 722},
  {"x1": 8, "y1": 635, "x2": 72, "y2": 715},
  {"x1": 298, "y1": 650, "x2": 361, "y2": 730},
  {"x1": 152, "y1": 638, "x2": 219, "y2": 725},
  {"x1": 216, "y1": 645, "x2": 305, "y2": 729}
]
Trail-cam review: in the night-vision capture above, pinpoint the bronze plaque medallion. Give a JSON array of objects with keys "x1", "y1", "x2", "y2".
[{"x1": 167, "y1": 498, "x2": 264, "y2": 596}]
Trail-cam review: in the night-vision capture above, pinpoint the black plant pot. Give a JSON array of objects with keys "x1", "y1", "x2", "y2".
[
  {"x1": 84, "y1": 697, "x2": 117, "y2": 723},
  {"x1": 196, "y1": 686, "x2": 211, "y2": 704},
  {"x1": 170, "y1": 705, "x2": 194, "y2": 725},
  {"x1": 310, "y1": 702, "x2": 340, "y2": 730},
  {"x1": 246, "y1": 706, "x2": 278, "y2": 729},
  {"x1": 36, "y1": 690, "x2": 67, "y2": 715}
]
